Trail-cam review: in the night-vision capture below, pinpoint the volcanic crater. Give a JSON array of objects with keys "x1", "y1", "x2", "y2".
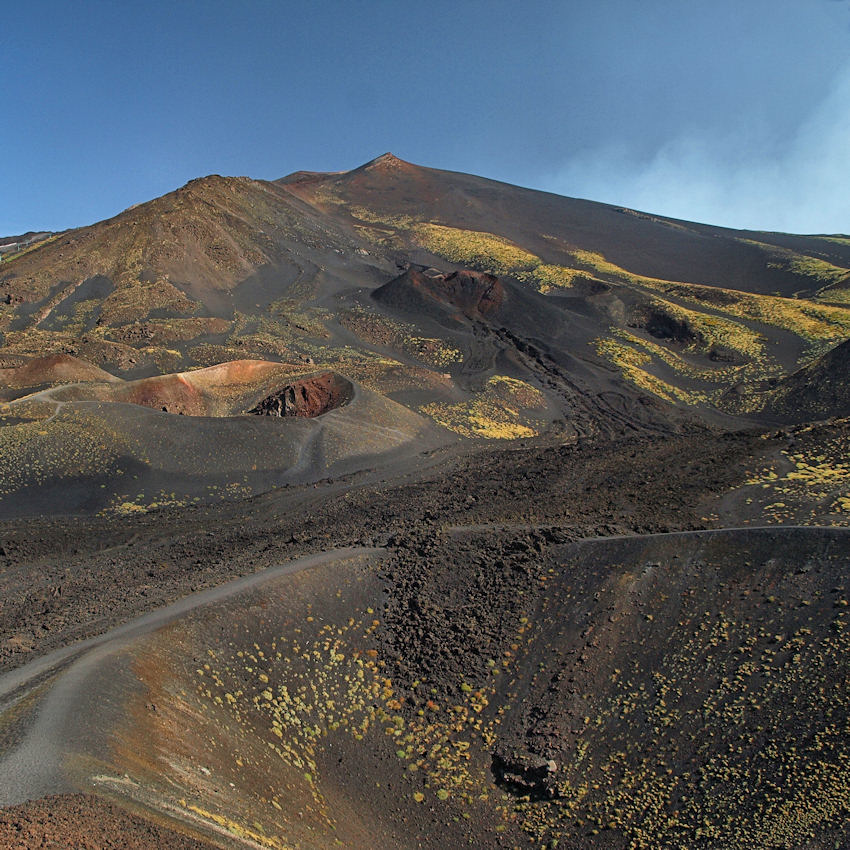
[{"x1": 248, "y1": 372, "x2": 353, "y2": 418}]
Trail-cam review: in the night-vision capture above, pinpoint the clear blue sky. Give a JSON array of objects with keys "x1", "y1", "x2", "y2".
[{"x1": 2, "y1": 0, "x2": 849, "y2": 234}]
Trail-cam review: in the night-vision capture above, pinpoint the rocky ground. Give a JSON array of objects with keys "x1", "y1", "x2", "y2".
[
  {"x1": 0, "y1": 795, "x2": 215, "y2": 849},
  {"x1": 2, "y1": 420, "x2": 850, "y2": 847},
  {"x1": 0, "y1": 425, "x2": 766, "y2": 673},
  {"x1": 3, "y1": 153, "x2": 850, "y2": 847}
]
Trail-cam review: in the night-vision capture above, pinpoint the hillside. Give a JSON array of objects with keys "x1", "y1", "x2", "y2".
[
  {"x1": 2, "y1": 154, "x2": 850, "y2": 514},
  {"x1": 2, "y1": 155, "x2": 850, "y2": 849},
  {"x1": 759, "y1": 337, "x2": 850, "y2": 420}
]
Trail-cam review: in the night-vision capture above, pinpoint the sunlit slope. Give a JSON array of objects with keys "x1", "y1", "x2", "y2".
[
  {"x1": 284, "y1": 154, "x2": 850, "y2": 415},
  {"x1": 0, "y1": 174, "x2": 395, "y2": 376},
  {"x1": 282, "y1": 153, "x2": 850, "y2": 298},
  {"x1": 3, "y1": 152, "x2": 850, "y2": 453}
]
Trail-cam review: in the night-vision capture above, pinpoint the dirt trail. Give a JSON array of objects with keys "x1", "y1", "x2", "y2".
[{"x1": 0, "y1": 547, "x2": 378, "y2": 806}]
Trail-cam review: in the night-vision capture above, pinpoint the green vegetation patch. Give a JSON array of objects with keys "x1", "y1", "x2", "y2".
[
  {"x1": 657, "y1": 281, "x2": 850, "y2": 344},
  {"x1": 739, "y1": 238, "x2": 850, "y2": 286},
  {"x1": 412, "y1": 223, "x2": 539, "y2": 277},
  {"x1": 412, "y1": 223, "x2": 593, "y2": 294},
  {"x1": 595, "y1": 337, "x2": 711, "y2": 406},
  {"x1": 565, "y1": 247, "x2": 850, "y2": 346}
]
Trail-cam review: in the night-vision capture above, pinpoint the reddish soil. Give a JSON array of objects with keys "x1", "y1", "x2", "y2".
[
  {"x1": 0, "y1": 795, "x2": 215, "y2": 849},
  {"x1": 49, "y1": 360, "x2": 311, "y2": 416},
  {"x1": 110, "y1": 373, "x2": 206, "y2": 415},
  {"x1": 249, "y1": 371, "x2": 352, "y2": 417},
  {"x1": 0, "y1": 354, "x2": 118, "y2": 388}
]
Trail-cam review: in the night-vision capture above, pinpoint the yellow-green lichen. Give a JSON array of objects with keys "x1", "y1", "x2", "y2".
[{"x1": 419, "y1": 375, "x2": 546, "y2": 439}]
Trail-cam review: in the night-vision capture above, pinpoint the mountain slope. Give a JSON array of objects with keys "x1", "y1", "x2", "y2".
[
  {"x1": 758, "y1": 337, "x2": 850, "y2": 420},
  {"x1": 2, "y1": 154, "x2": 850, "y2": 516},
  {"x1": 282, "y1": 152, "x2": 850, "y2": 298}
]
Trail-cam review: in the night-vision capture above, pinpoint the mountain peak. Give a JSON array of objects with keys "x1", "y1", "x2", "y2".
[
  {"x1": 278, "y1": 153, "x2": 414, "y2": 186},
  {"x1": 359, "y1": 152, "x2": 412, "y2": 172}
]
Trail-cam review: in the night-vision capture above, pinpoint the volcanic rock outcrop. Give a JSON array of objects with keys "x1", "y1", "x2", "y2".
[{"x1": 248, "y1": 372, "x2": 352, "y2": 417}]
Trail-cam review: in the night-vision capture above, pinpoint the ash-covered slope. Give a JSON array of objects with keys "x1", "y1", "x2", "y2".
[
  {"x1": 0, "y1": 360, "x2": 434, "y2": 518},
  {"x1": 3, "y1": 153, "x2": 850, "y2": 850},
  {"x1": 282, "y1": 152, "x2": 850, "y2": 298},
  {"x1": 0, "y1": 174, "x2": 394, "y2": 372},
  {"x1": 373, "y1": 268, "x2": 505, "y2": 322},
  {"x1": 760, "y1": 337, "x2": 850, "y2": 421},
  {"x1": 3, "y1": 154, "x2": 849, "y2": 415},
  {"x1": 2, "y1": 528, "x2": 848, "y2": 849},
  {"x1": 281, "y1": 154, "x2": 850, "y2": 418}
]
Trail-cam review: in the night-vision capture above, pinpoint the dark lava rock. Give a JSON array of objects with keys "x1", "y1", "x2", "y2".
[{"x1": 491, "y1": 746, "x2": 559, "y2": 799}]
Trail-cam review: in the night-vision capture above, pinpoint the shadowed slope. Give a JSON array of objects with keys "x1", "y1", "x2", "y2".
[
  {"x1": 2, "y1": 529, "x2": 849, "y2": 849},
  {"x1": 373, "y1": 268, "x2": 504, "y2": 322},
  {"x1": 760, "y1": 337, "x2": 850, "y2": 421}
]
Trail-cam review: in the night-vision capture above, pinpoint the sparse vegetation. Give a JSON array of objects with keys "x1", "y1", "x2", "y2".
[
  {"x1": 420, "y1": 375, "x2": 546, "y2": 438},
  {"x1": 413, "y1": 223, "x2": 539, "y2": 276},
  {"x1": 338, "y1": 306, "x2": 463, "y2": 368},
  {"x1": 594, "y1": 336, "x2": 712, "y2": 405},
  {"x1": 5, "y1": 155, "x2": 850, "y2": 850}
]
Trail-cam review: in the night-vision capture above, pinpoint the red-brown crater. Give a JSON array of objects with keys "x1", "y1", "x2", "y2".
[{"x1": 248, "y1": 372, "x2": 353, "y2": 418}]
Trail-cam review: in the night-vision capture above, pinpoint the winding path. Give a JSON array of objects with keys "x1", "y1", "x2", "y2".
[{"x1": 0, "y1": 546, "x2": 380, "y2": 806}]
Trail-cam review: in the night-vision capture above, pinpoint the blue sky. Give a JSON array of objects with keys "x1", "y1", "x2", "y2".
[{"x1": 2, "y1": 0, "x2": 849, "y2": 234}]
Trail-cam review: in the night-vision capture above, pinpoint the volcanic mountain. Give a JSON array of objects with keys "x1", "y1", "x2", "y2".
[
  {"x1": 3, "y1": 153, "x2": 850, "y2": 513},
  {"x1": 2, "y1": 154, "x2": 850, "y2": 848}
]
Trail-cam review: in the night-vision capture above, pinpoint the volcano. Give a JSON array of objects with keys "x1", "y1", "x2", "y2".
[{"x1": 2, "y1": 154, "x2": 850, "y2": 848}]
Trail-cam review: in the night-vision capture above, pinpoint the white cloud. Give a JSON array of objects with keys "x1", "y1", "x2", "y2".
[{"x1": 546, "y1": 62, "x2": 850, "y2": 234}]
